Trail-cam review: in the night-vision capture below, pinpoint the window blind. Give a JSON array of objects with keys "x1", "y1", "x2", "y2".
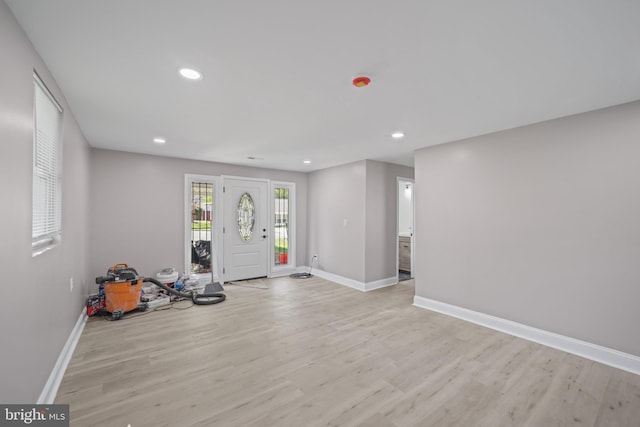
[{"x1": 32, "y1": 73, "x2": 62, "y2": 254}]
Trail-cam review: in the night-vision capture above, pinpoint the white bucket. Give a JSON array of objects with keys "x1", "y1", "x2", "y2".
[{"x1": 156, "y1": 269, "x2": 179, "y2": 285}]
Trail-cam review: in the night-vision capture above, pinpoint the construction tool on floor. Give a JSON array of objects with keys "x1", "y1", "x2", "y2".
[
  {"x1": 143, "y1": 276, "x2": 226, "y2": 306},
  {"x1": 94, "y1": 263, "x2": 147, "y2": 320},
  {"x1": 93, "y1": 263, "x2": 226, "y2": 320}
]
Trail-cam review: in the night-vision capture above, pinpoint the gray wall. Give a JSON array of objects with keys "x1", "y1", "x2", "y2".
[
  {"x1": 0, "y1": 2, "x2": 91, "y2": 402},
  {"x1": 414, "y1": 101, "x2": 640, "y2": 357},
  {"x1": 89, "y1": 149, "x2": 307, "y2": 284},
  {"x1": 307, "y1": 161, "x2": 367, "y2": 282},
  {"x1": 307, "y1": 160, "x2": 414, "y2": 284},
  {"x1": 365, "y1": 160, "x2": 414, "y2": 282}
]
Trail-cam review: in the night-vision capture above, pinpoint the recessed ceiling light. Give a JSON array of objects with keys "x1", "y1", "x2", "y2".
[
  {"x1": 391, "y1": 131, "x2": 405, "y2": 139},
  {"x1": 179, "y1": 68, "x2": 202, "y2": 80},
  {"x1": 153, "y1": 137, "x2": 166, "y2": 144},
  {"x1": 303, "y1": 160, "x2": 311, "y2": 164}
]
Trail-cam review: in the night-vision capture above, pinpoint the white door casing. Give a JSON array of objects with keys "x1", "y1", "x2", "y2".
[{"x1": 223, "y1": 177, "x2": 269, "y2": 281}]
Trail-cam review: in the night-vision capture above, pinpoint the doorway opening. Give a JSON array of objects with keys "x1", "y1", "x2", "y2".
[
  {"x1": 397, "y1": 178, "x2": 414, "y2": 282},
  {"x1": 186, "y1": 175, "x2": 296, "y2": 284}
]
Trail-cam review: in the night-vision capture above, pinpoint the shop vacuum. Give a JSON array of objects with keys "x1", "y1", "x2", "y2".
[{"x1": 92, "y1": 263, "x2": 225, "y2": 320}]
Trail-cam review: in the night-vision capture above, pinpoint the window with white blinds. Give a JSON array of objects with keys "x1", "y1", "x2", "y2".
[{"x1": 32, "y1": 73, "x2": 63, "y2": 255}]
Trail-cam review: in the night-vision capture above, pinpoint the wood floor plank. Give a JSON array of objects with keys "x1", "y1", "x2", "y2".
[
  {"x1": 593, "y1": 370, "x2": 640, "y2": 427},
  {"x1": 55, "y1": 276, "x2": 640, "y2": 427},
  {"x1": 521, "y1": 355, "x2": 610, "y2": 427}
]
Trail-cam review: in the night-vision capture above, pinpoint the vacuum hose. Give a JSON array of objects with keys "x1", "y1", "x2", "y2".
[{"x1": 143, "y1": 277, "x2": 226, "y2": 305}]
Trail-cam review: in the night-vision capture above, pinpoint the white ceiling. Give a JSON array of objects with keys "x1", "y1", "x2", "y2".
[{"x1": 6, "y1": 0, "x2": 640, "y2": 172}]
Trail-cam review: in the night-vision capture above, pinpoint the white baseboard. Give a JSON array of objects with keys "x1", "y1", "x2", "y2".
[
  {"x1": 313, "y1": 269, "x2": 397, "y2": 292},
  {"x1": 270, "y1": 266, "x2": 309, "y2": 278},
  {"x1": 38, "y1": 308, "x2": 88, "y2": 404},
  {"x1": 364, "y1": 276, "x2": 398, "y2": 292},
  {"x1": 413, "y1": 296, "x2": 640, "y2": 376}
]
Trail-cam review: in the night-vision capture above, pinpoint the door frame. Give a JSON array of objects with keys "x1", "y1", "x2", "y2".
[
  {"x1": 185, "y1": 174, "x2": 297, "y2": 284},
  {"x1": 221, "y1": 175, "x2": 271, "y2": 282},
  {"x1": 396, "y1": 177, "x2": 415, "y2": 281}
]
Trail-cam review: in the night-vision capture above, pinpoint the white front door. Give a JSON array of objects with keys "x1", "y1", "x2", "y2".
[{"x1": 223, "y1": 177, "x2": 269, "y2": 281}]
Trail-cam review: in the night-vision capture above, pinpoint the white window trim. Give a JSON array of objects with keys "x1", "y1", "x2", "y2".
[
  {"x1": 184, "y1": 174, "x2": 221, "y2": 283},
  {"x1": 32, "y1": 72, "x2": 63, "y2": 257},
  {"x1": 270, "y1": 181, "x2": 296, "y2": 272}
]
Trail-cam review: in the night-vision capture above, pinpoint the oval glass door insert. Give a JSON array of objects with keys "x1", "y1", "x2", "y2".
[{"x1": 237, "y1": 192, "x2": 255, "y2": 241}]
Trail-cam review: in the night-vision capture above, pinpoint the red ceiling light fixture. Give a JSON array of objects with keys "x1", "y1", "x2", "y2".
[{"x1": 352, "y1": 76, "x2": 371, "y2": 88}]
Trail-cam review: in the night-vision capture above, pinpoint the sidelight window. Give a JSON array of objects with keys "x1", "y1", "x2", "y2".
[{"x1": 272, "y1": 182, "x2": 295, "y2": 269}]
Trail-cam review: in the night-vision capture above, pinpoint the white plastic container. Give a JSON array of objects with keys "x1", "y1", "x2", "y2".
[
  {"x1": 156, "y1": 268, "x2": 179, "y2": 285},
  {"x1": 184, "y1": 280, "x2": 206, "y2": 294},
  {"x1": 142, "y1": 285, "x2": 158, "y2": 296},
  {"x1": 147, "y1": 295, "x2": 170, "y2": 309}
]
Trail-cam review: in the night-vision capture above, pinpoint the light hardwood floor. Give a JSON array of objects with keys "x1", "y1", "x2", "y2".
[{"x1": 56, "y1": 276, "x2": 640, "y2": 427}]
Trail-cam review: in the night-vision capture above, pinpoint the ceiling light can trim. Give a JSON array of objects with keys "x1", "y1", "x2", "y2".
[
  {"x1": 153, "y1": 137, "x2": 167, "y2": 144},
  {"x1": 179, "y1": 68, "x2": 203, "y2": 80},
  {"x1": 391, "y1": 131, "x2": 405, "y2": 139}
]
